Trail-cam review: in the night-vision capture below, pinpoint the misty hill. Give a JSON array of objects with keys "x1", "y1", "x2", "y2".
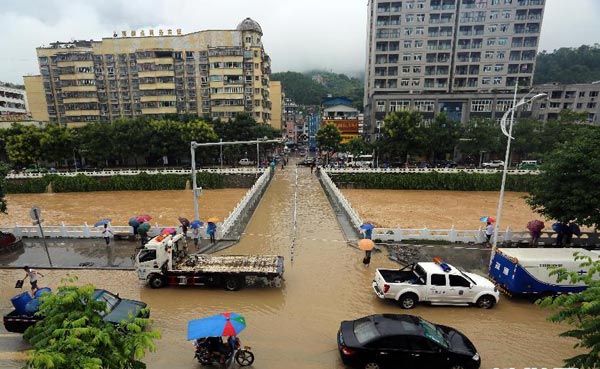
[
  {"x1": 534, "y1": 45, "x2": 600, "y2": 84},
  {"x1": 271, "y1": 71, "x2": 364, "y2": 110}
]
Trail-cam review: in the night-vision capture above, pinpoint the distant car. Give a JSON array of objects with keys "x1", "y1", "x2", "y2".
[
  {"x1": 338, "y1": 314, "x2": 481, "y2": 369},
  {"x1": 297, "y1": 157, "x2": 315, "y2": 166},
  {"x1": 238, "y1": 158, "x2": 256, "y2": 166},
  {"x1": 416, "y1": 161, "x2": 431, "y2": 168},
  {"x1": 24, "y1": 166, "x2": 48, "y2": 173},
  {"x1": 482, "y1": 160, "x2": 504, "y2": 169},
  {"x1": 434, "y1": 160, "x2": 458, "y2": 168},
  {"x1": 516, "y1": 160, "x2": 539, "y2": 170}
]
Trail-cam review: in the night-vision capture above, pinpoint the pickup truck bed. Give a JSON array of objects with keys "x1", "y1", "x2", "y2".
[
  {"x1": 3, "y1": 310, "x2": 40, "y2": 333},
  {"x1": 378, "y1": 269, "x2": 415, "y2": 283}
]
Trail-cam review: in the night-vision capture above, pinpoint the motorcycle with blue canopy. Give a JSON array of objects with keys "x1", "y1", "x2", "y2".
[{"x1": 193, "y1": 336, "x2": 254, "y2": 368}]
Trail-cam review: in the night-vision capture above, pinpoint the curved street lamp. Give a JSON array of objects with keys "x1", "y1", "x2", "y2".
[{"x1": 492, "y1": 90, "x2": 547, "y2": 249}]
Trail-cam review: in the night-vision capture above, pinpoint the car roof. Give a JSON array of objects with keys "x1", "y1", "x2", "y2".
[
  {"x1": 367, "y1": 314, "x2": 425, "y2": 337},
  {"x1": 417, "y1": 262, "x2": 461, "y2": 275}
]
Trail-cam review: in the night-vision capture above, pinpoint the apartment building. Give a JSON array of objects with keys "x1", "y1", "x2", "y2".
[
  {"x1": 322, "y1": 97, "x2": 361, "y2": 143},
  {"x1": 0, "y1": 85, "x2": 28, "y2": 118},
  {"x1": 26, "y1": 18, "x2": 272, "y2": 127},
  {"x1": 530, "y1": 82, "x2": 600, "y2": 124},
  {"x1": 364, "y1": 0, "x2": 546, "y2": 137}
]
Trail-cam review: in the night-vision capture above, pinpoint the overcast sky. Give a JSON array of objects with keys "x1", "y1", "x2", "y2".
[{"x1": 1, "y1": 0, "x2": 598, "y2": 84}]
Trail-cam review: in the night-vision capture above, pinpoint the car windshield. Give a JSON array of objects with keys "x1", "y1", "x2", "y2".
[
  {"x1": 95, "y1": 290, "x2": 120, "y2": 316},
  {"x1": 459, "y1": 269, "x2": 476, "y2": 285},
  {"x1": 353, "y1": 318, "x2": 380, "y2": 345},
  {"x1": 419, "y1": 318, "x2": 449, "y2": 349}
]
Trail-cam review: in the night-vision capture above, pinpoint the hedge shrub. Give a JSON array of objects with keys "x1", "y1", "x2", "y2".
[
  {"x1": 6, "y1": 172, "x2": 226, "y2": 194},
  {"x1": 329, "y1": 172, "x2": 534, "y2": 192}
]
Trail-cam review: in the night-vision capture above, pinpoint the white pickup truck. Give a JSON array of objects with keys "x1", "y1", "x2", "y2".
[{"x1": 372, "y1": 259, "x2": 500, "y2": 309}]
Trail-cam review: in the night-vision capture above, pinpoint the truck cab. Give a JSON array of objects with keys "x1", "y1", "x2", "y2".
[
  {"x1": 135, "y1": 234, "x2": 182, "y2": 283},
  {"x1": 373, "y1": 259, "x2": 499, "y2": 309}
]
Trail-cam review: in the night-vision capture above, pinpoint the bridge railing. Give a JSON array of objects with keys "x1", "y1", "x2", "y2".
[
  {"x1": 6, "y1": 167, "x2": 265, "y2": 179},
  {"x1": 325, "y1": 167, "x2": 538, "y2": 175},
  {"x1": 219, "y1": 167, "x2": 273, "y2": 239}
]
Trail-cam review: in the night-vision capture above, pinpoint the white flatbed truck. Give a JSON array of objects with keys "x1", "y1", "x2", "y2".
[{"x1": 134, "y1": 234, "x2": 284, "y2": 291}]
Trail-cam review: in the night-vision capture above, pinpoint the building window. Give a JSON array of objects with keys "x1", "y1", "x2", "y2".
[
  {"x1": 487, "y1": 38, "x2": 496, "y2": 46},
  {"x1": 376, "y1": 101, "x2": 386, "y2": 112},
  {"x1": 485, "y1": 51, "x2": 494, "y2": 59},
  {"x1": 404, "y1": 28, "x2": 413, "y2": 36},
  {"x1": 483, "y1": 65, "x2": 493, "y2": 72},
  {"x1": 413, "y1": 66, "x2": 421, "y2": 73},
  {"x1": 496, "y1": 50, "x2": 505, "y2": 59},
  {"x1": 404, "y1": 40, "x2": 412, "y2": 48},
  {"x1": 496, "y1": 100, "x2": 512, "y2": 111},
  {"x1": 498, "y1": 37, "x2": 507, "y2": 46},
  {"x1": 414, "y1": 100, "x2": 435, "y2": 112},
  {"x1": 402, "y1": 66, "x2": 410, "y2": 73},
  {"x1": 245, "y1": 36, "x2": 252, "y2": 43},
  {"x1": 471, "y1": 99, "x2": 492, "y2": 112},
  {"x1": 401, "y1": 78, "x2": 410, "y2": 86},
  {"x1": 414, "y1": 54, "x2": 422, "y2": 61},
  {"x1": 488, "y1": 24, "x2": 497, "y2": 32},
  {"x1": 500, "y1": 23, "x2": 509, "y2": 32},
  {"x1": 406, "y1": 14, "x2": 414, "y2": 22},
  {"x1": 390, "y1": 100, "x2": 410, "y2": 111},
  {"x1": 415, "y1": 27, "x2": 425, "y2": 35},
  {"x1": 403, "y1": 54, "x2": 412, "y2": 61},
  {"x1": 415, "y1": 40, "x2": 423, "y2": 48},
  {"x1": 494, "y1": 64, "x2": 504, "y2": 72}
]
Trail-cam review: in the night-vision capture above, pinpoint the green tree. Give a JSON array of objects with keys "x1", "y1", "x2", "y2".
[
  {"x1": 24, "y1": 281, "x2": 160, "y2": 369},
  {"x1": 458, "y1": 118, "x2": 503, "y2": 163},
  {"x1": 316, "y1": 123, "x2": 342, "y2": 153},
  {"x1": 379, "y1": 110, "x2": 424, "y2": 161},
  {"x1": 537, "y1": 253, "x2": 600, "y2": 368},
  {"x1": 534, "y1": 44, "x2": 600, "y2": 84},
  {"x1": 76, "y1": 122, "x2": 115, "y2": 165},
  {"x1": 343, "y1": 137, "x2": 371, "y2": 157},
  {"x1": 526, "y1": 125, "x2": 600, "y2": 226},
  {"x1": 418, "y1": 114, "x2": 460, "y2": 160},
  {"x1": 4, "y1": 125, "x2": 44, "y2": 166},
  {"x1": 40, "y1": 123, "x2": 74, "y2": 167}
]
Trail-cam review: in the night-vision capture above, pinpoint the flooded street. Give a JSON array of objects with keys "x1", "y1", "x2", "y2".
[{"x1": 0, "y1": 167, "x2": 580, "y2": 368}]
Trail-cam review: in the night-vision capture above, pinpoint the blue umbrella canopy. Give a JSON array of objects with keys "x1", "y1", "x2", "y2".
[
  {"x1": 360, "y1": 223, "x2": 375, "y2": 231},
  {"x1": 190, "y1": 220, "x2": 204, "y2": 229},
  {"x1": 94, "y1": 218, "x2": 111, "y2": 227},
  {"x1": 187, "y1": 312, "x2": 246, "y2": 340},
  {"x1": 128, "y1": 217, "x2": 140, "y2": 227}
]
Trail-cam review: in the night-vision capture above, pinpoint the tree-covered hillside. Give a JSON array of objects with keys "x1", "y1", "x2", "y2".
[
  {"x1": 271, "y1": 71, "x2": 364, "y2": 110},
  {"x1": 534, "y1": 45, "x2": 600, "y2": 84}
]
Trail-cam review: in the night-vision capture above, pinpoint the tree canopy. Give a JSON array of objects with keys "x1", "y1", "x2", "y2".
[
  {"x1": 24, "y1": 280, "x2": 160, "y2": 369},
  {"x1": 534, "y1": 45, "x2": 600, "y2": 84},
  {"x1": 526, "y1": 124, "x2": 600, "y2": 226},
  {"x1": 537, "y1": 252, "x2": 600, "y2": 369},
  {"x1": 316, "y1": 123, "x2": 342, "y2": 152}
]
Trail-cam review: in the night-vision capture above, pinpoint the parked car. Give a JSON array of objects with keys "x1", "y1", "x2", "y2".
[
  {"x1": 516, "y1": 160, "x2": 539, "y2": 170},
  {"x1": 238, "y1": 158, "x2": 256, "y2": 166},
  {"x1": 24, "y1": 166, "x2": 48, "y2": 173},
  {"x1": 338, "y1": 314, "x2": 481, "y2": 369},
  {"x1": 482, "y1": 160, "x2": 504, "y2": 169},
  {"x1": 433, "y1": 160, "x2": 458, "y2": 168},
  {"x1": 416, "y1": 161, "x2": 432, "y2": 168}
]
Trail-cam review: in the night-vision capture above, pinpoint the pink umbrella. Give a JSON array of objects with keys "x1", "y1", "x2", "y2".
[
  {"x1": 526, "y1": 220, "x2": 545, "y2": 232},
  {"x1": 137, "y1": 215, "x2": 152, "y2": 223},
  {"x1": 161, "y1": 227, "x2": 176, "y2": 235}
]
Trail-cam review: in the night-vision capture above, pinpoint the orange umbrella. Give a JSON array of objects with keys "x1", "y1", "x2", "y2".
[{"x1": 358, "y1": 239, "x2": 375, "y2": 251}]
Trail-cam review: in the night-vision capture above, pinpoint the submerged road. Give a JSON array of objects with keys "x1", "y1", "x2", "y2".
[{"x1": 0, "y1": 163, "x2": 580, "y2": 368}]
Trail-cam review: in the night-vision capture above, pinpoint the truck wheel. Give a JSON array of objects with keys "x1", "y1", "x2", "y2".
[
  {"x1": 224, "y1": 277, "x2": 242, "y2": 291},
  {"x1": 476, "y1": 295, "x2": 495, "y2": 309},
  {"x1": 364, "y1": 362, "x2": 380, "y2": 369},
  {"x1": 149, "y1": 275, "x2": 166, "y2": 289},
  {"x1": 399, "y1": 293, "x2": 418, "y2": 309}
]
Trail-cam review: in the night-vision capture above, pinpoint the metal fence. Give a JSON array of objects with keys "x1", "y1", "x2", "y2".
[
  {"x1": 320, "y1": 169, "x2": 597, "y2": 245},
  {"x1": 6, "y1": 167, "x2": 266, "y2": 179},
  {"x1": 325, "y1": 167, "x2": 538, "y2": 175}
]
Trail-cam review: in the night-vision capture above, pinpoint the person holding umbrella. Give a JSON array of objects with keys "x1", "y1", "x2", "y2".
[
  {"x1": 207, "y1": 219, "x2": 218, "y2": 244},
  {"x1": 480, "y1": 216, "x2": 495, "y2": 247},
  {"x1": 190, "y1": 220, "x2": 204, "y2": 249},
  {"x1": 102, "y1": 223, "x2": 113, "y2": 245},
  {"x1": 179, "y1": 217, "x2": 190, "y2": 238},
  {"x1": 360, "y1": 222, "x2": 374, "y2": 240},
  {"x1": 527, "y1": 220, "x2": 545, "y2": 247},
  {"x1": 358, "y1": 239, "x2": 375, "y2": 266}
]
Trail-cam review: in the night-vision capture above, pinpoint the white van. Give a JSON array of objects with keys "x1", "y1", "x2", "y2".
[{"x1": 346, "y1": 154, "x2": 374, "y2": 168}]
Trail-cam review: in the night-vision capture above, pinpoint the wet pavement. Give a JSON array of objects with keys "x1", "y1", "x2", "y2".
[{"x1": 0, "y1": 163, "x2": 581, "y2": 369}]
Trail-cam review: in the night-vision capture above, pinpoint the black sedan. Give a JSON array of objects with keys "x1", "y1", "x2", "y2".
[{"x1": 338, "y1": 314, "x2": 480, "y2": 369}]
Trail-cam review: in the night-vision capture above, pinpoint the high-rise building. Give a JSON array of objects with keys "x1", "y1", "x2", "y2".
[
  {"x1": 364, "y1": 0, "x2": 546, "y2": 138},
  {"x1": 26, "y1": 18, "x2": 273, "y2": 127}
]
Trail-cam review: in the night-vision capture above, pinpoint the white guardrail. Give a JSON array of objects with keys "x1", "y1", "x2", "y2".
[
  {"x1": 325, "y1": 167, "x2": 539, "y2": 175},
  {"x1": 320, "y1": 169, "x2": 598, "y2": 245},
  {"x1": 219, "y1": 167, "x2": 272, "y2": 238},
  {"x1": 6, "y1": 167, "x2": 266, "y2": 179},
  {"x1": 0, "y1": 168, "x2": 272, "y2": 240}
]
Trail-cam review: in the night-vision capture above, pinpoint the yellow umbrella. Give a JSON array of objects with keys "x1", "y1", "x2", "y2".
[
  {"x1": 358, "y1": 239, "x2": 375, "y2": 251},
  {"x1": 207, "y1": 217, "x2": 219, "y2": 223}
]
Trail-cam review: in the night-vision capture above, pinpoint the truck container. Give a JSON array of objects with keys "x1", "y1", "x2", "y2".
[
  {"x1": 488, "y1": 247, "x2": 599, "y2": 297},
  {"x1": 135, "y1": 234, "x2": 284, "y2": 290}
]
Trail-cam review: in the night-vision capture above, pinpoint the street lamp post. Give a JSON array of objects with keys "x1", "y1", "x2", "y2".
[
  {"x1": 376, "y1": 121, "x2": 381, "y2": 168},
  {"x1": 492, "y1": 86, "x2": 547, "y2": 249}
]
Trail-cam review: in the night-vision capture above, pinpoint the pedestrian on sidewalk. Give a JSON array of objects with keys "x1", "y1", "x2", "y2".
[
  {"x1": 207, "y1": 222, "x2": 217, "y2": 244},
  {"x1": 485, "y1": 222, "x2": 494, "y2": 247},
  {"x1": 310, "y1": 161, "x2": 315, "y2": 174},
  {"x1": 22, "y1": 266, "x2": 43, "y2": 296},
  {"x1": 102, "y1": 223, "x2": 113, "y2": 245},
  {"x1": 192, "y1": 227, "x2": 200, "y2": 249}
]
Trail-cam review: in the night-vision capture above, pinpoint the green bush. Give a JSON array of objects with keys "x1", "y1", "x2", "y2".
[
  {"x1": 329, "y1": 172, "x2": 534, "y2": 192},
  {"x1": 6, "y1": 172, "x2": 226, "y2": 194}
]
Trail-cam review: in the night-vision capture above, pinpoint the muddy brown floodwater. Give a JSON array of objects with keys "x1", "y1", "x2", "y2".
[
  {"x1": 0, "y1": 168, "x2": 582, "y2": 368},
  {"x1": 0, "y1": 189, "x2": 247, "y2": 227},
  {"x1": 342, "y1": 189, "x2": 550, "y2": 231}
]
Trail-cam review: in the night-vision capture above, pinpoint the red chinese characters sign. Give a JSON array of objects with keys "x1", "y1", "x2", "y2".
[{"x1": 324, "y1": 119, "x2": 359, "y2": 134}]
